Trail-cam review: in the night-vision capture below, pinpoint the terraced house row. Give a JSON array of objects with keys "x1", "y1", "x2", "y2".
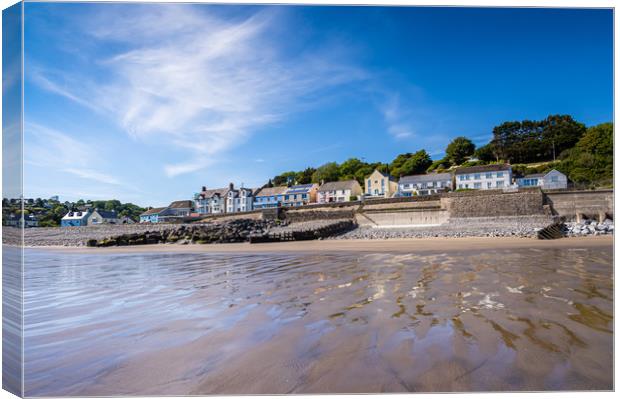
[{"x1": 138, "y1": 164, "x2": 568, "y2": 222}]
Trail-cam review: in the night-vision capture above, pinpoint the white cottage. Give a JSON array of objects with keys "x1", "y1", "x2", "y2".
[
  {"x1": 398, "y1": 172, "x2": 452, "y2": 196},
  {"x1": 317, "y1": 180, "x2": 363, "y2": 203},
  {"x1": 455, "y1": 164, "x2": 513, "y2": 190}
]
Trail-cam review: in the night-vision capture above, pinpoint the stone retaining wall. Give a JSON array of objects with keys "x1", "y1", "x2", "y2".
[
  {"x1": 543, "y1": 189, "x2": 613, "y2": 221},
  {"x1": 282, "y1": 208, "x2": 356, "y2": 223},
  {"x1": 442, "y1": 188, "x2": 546, "y2": 218}
]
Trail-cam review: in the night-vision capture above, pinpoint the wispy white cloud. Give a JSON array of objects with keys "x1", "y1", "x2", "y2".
[
  {"x1": 61, "y1": 168, "x2": 121, "y2": 185},
  {"x1": 381, "y1": 94, "x2": 415, "y2": 140},
  {"x1": 24, "y1": 122, "x2": 123, "y2": 186},
  {"x1": 32, "y1": 5, "x2": 366, "y2": 177}
]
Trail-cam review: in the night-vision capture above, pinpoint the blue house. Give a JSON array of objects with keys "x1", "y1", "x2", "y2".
[
  {"x1": 139, "y1": 207, "x2": 167, "y2": 223},
  {"x1": 253, "y1": 186, "x2": 288, "y2": 209},
  {"x1": 281, "y1": 184, "x2": 319, "y2": 207},
  {"x1": 61, "y1": 210, "x2": 91, "y2": 227}
]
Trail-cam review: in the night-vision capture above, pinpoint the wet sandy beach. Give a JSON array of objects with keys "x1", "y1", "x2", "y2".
[
  {"x1": 31, "y1": 235, "x2": 613, "y2": 253},
  {"x1": 20, "y1": 238, "x2": 613, "y2": 395}
]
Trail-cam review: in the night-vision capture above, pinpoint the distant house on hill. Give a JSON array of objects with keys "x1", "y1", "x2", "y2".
[
  {"x1": 282, "y1": 184, "x2": 319, "y2": 207},
  {"x1": 139, "y1": 207, "x2": 167, "y2": 223},
  {"x1": 253, "y1": 186, "x2": 288, "y2": 209},
  {"x1": 517, "y1": 169, "x2": 567, "y2": 190},
  {"x1": 61, "y1": 209, "x2": 91, "y2": 227},
  {"x1": 364, "y1": 169, "x2": 398, "y2": 198},
  {"x1": 317, "y1": 180, "x2": 362, "y2": 203},
  {"x1": 87, "y1": 209, "x2": 119, "y2": 225},
  {"x1": 5, "y1": 214, "x2": 39, "y2": 228},
  {"x1": 454, "y1": 164, "x2": 513, "y2": 190},
  {"x1": 194, "y1": 186, "x2": 230, "y2": 215},
  {"x1": 398, "y1": 172, "x2": 453, "y2": 196}
]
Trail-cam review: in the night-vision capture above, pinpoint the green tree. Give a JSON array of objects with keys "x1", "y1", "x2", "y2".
[
  {"x1": 445, "y1": 136, "x2": 476, "y2": 165},
  {"x1": 427, "y1": 158, "x2": 450, "y2": 172},
  {"x1": 473, "y1": 143, "x2": 497, "y2": 163},
  {"x1": 557, "y1": 122, "x2": 613, "y2": 185},
  {"x1": 338, "y1": 158, "x2": 365, "y2": 180},
  {"x1": 389, "y1": 150, "x2": 432, "y2": 177},
  {"x1": 295, "y1": 167, "x2": 316, "y2": 185},
  {"x1": 104, "y1": 200, "x2": 122, "y2": 211},
  {"x1": 490, "y1": 115, "x2": 585, "y2": 163},
  {"x1": 311, "y1": 162, "x2": 340, "y2": 184},
  {"x1": 273, "y1": 171, "x2": 297, "y2": 186}
]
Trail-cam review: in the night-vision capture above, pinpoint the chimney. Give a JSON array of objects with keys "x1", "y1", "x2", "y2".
[
  {"x1": 202, "y1": 186, "x2": 206, "y2": 192},
  {"x1": 229, "y1": 182, "x2": 234, "y2": 191}
]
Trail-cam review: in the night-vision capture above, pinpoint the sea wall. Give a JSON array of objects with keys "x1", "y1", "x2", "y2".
[
  {"x1": 442, "y1": 188, "x2": 546, "y2": 218},
  {"x1": 356, "y1": 209, "x2": 449, "y2": 227},
  {"x1": 200, "y1": 210, "x2": 263, "y2": 222},
  {"x1": 543, "y1": 190, "x2": 613, "y2": 221},
  {"x1": 282, "y1": 207, "x2": 357, "y2": 223}
]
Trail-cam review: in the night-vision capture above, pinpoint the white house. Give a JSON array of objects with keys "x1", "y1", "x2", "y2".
[
  {"x1": 317, "y1": 180, "x2": 363, "y2": 203},
  {"x1": 455, "y1": 164, "x2": 513, "y2": 190},
  {"x1": 87, "y1": 209, "x2": 120, "y2": 225},
  {"x1": 517, "y1": 169, "x2": 568, "y2": 190},
  {"x1": 61, "y1": 209, "x2": 92, "y2": 227},
  {"x1": 398, "y1": 172, "x2": 452, "y2": 196},
  {"x1": 226, "y1": 184, "x2": 256, "y2": 213},
  {"x1": 194, "y1": 186, "x2": 230, "y2": 215}
]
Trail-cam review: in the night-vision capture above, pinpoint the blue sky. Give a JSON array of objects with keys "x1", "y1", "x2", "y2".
[{"x1": 22, "y1": 3, "x2": 613, "y2": 207}]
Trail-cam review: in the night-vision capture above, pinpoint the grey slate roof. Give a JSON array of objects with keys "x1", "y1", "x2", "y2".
[
  {"x1": 455, "y1": 163, "x2": 512, "y2": 175},
  {"x1": 318, "y1": 180, "x2": 361, "y2": 191},
  {"x1": 285, "y1": 184, "x2": 317, "y2": 194},
  {"x1": 399, "y1": 173, "x2": 452, "y2": 184},
  {"x1": 255, "y1": 186, "x2": 288, "y2": 197},
  {"x1": 93, "y1": 209, "x2": 118, "y2": 219},
  {"x1": 169, "y1": 200, "x2": 193, "y2": 209},
  {"x1": 199, "y1": 188, "x2": 229, "y2": 199},
  {"x1": 140, "y1": 207, "x2": 167, "y2": 216}
]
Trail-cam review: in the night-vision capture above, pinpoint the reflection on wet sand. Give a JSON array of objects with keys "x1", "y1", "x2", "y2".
[{"x1": 23, "y1": 246, "x2": 612, "y2": 395}]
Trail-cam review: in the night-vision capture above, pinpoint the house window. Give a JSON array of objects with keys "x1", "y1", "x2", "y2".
[
  {"x1": 487, "y1": 182, "x2": 492, "y2": 188},
  {"x1": 551, "y1": 176, "x2": 559, "y2": 183},
  {"x1": 497, "y1": 172, "x2": 504, "y2": 178},
  {"x1": 474, "y1": 182, "x2": 481, "y2": 189},
  {"x1": 458, "y1": 175, "x2": 464, "y2": 181},
  {"x1": 367, "y1": 179, "x2": 371, "y2": 187},
  {"x1": 497, "y1": 181, "x2": 504, "y2": 187},
  {"x1": 302, "y1": 194, "x2": 307, "y2": 199},
  {"x1": 474, "y1": 173, "x2": 481, "y2": 180},
  {"x1": 404, "y1": 184, "x2": 410, "y2": 188},
  {"x1": 381, "y1": 180, "x2": 385, "y2": 187},
  {"x1": 285, "y1": 195, "x2": 289, "y2": 200},
  {"x1": 486, "y1": 172, "x2": 493, "y2": 179}
]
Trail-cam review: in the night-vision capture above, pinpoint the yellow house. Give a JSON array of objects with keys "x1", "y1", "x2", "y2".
[{"x1": 364, "y1": 169, "x2": 398, "y2": 198}]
